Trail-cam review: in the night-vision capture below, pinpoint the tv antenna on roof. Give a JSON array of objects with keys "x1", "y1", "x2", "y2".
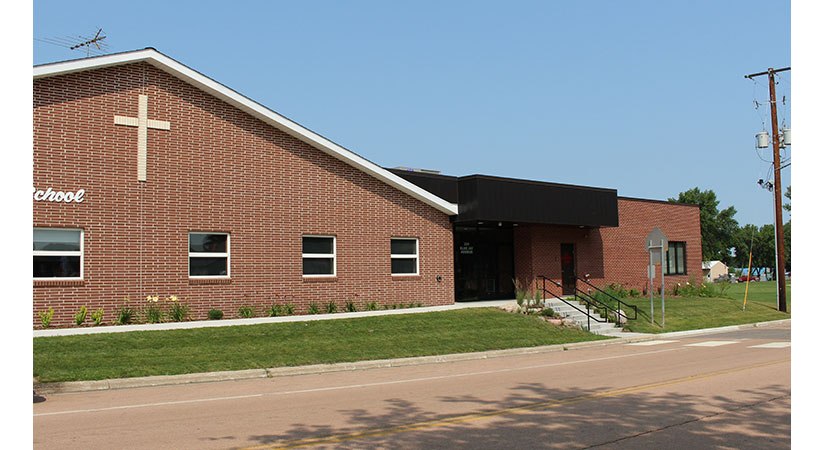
[{"x1": 35, "y1": 28, "x2": 108, "y2": 57}]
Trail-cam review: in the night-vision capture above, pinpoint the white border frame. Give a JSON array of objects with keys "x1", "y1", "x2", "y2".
[
  {"x1": 302, "y1": 235, "x2": 337, "y2": 278},
  {"x1": 189, "y1": 232, "x2": 230, "y2": 278},
  {"x1": 33, "y1": 227, "x2": 84, "y2": 280},
  {"x1": 391, "y1": 237, "x2": 419, "y2": 276}
]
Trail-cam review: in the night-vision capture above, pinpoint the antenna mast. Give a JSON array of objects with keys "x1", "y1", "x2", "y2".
[{"x1": 35, "y1": 28, "x2": 109, "y2": 58}]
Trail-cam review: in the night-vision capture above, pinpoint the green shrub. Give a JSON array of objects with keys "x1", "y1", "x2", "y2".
[
  {"x1": 308, "y1": 303, "x2": 320, "y2": 314},
  {"x1": 325, "y1": 301, "x2": 338, "y2": 314},
  {"x1": 74, "y1": 305, "x2": 88, "y2": 326},
  {"x1": 540, "y1": 308, "x2": 557, "y2": 317},
  {"x1": 91, "y1": 308, "x2": 104, "y2": 326},
  {"x1": 168, "y1": 299, "x2": 189, "y2": 322},
  {"x1": 513, "y1": 279, "x2": 528, "y2": 307},
  {"x1": 207, "y1": 309, "x2": 224, "y2": 320},
  {"x1": 238, "y1": 304, "x2": 256, "y2": 318},
  {"x1": 143, "y1": 297, "x2": 164, "y2": 324},
  {"x1": 715, "y1": 280, "x2": 732, "y2": 297},
  {"x1": 366, "y1": 302, "x2": 378, "y2": 311},
  {"x1": 39, "y1": 307, "x2": 54, "y2": 329},
  {"x1": 345, "y1": 301, "x2": 358, "y2": 312},
  {"x1": 284, "y1": 303, "x2": 295, "y2": 315},
  {"x1": 115, "y1": 303, "x2": 135, "y2": 325},
  {"x1": 269, "y1": 304, "x2": 284, "y2": 317}
]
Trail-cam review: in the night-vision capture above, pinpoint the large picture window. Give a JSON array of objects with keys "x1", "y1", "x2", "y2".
[
  {"x1": 33, "y1": 228, "x2": 83, "y2": 279},
  {"x1": 665, "y1": 241, "x2": 687, "y2": 275},
  {"x1": 189, "y1": 232, "x2": 229, "y2": 277},
  {"x1": 303, "y1": 235, "x2": 336, "y2": 276},
  {"x1": 391, "y1": 238, "x2": 419, "y2": 275}
]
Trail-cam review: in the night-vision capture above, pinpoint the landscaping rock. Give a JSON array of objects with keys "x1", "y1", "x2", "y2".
[
  {"x1": 499, "y1": 303, "x2": 521, "y2": 314},
  {"x1": 562, "y1": 318, "x2": 581, "y2": 329},
  {"x1": 614, "y1": 309, "x2": 627, "y2": 326}
]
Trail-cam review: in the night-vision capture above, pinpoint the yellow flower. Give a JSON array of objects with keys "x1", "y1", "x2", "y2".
[
  {"x1": 153, "y1": 296, "x2": 159, "y2": 303},
  {"x1": 169, "y1": 295, "x2": 178, "y2": 302},
  {"x1": 146, "y1": 295, "x2": 153, "y2": 302}
]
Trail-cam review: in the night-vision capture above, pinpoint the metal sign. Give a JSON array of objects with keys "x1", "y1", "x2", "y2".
[
  {"x1": 645, "y1": 227, "x2": 667, "y2": 327},
  {"x1": 646, "y1": 227, "x2": 667, "y2": 251}
]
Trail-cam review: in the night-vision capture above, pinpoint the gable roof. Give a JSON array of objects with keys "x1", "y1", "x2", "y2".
[{"x1": 33, "y1": 48, "x2": 458, "y2": 216}]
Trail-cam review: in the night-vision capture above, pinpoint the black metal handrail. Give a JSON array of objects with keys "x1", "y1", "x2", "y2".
[
  {"x1": 576, "y1": 276, "x2": 638, "y2": 322},
  {"x1": 536, "y1": 275, "x2": 607, "y2": 332}
]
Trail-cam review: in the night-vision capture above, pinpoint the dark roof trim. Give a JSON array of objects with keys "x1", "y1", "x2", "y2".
[{"x1": 618, "y1": 196, "x2": 699, "y2": 208}]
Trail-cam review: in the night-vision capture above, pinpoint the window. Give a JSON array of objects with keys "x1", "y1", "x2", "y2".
[
  {"x1": 189, "y1": 232, "x2": 229, "y2": 277},
  {"x1": 303, "y1": 235, "x2": 336, "y2": 276},
  {"x1": 391, "y1": 238, "x2": 419, "y2": 275},
  {"x1": 665, "y1": 241, "x2": 687, "y2": 275},
  {"x1": 33, "y1": 228, "x2": 83, "y2": 279}
]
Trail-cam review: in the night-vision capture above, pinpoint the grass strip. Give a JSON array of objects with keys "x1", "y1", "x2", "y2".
[
  {"x1": 621, "y1": 281, "x2": 790, "y2": 334},
  {"x1": 34, "y1": 308, "x2": 609, "y2": 383}
]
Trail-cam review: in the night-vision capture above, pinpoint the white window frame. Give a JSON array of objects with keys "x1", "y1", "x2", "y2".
[
  {"x1": 33, "y1": 227, "x2": 84, "y2": 280},
  {"x1": 302, "y1": 235, "x2": 337, "y2": 277},
  {"x1": 189, "y1": 232, "x2": 230, "y2": 278},
  {"x1": 391, "y1": 237, "x2": 419, "y2": 276}
]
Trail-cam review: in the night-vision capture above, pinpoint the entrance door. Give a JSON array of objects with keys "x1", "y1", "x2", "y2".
[
  {"x1": 454, "y1": 225, "x2": 515, "y2": 301},
  {"x1": 560, "y1": 243, "x2": 576, "y2": 295}
]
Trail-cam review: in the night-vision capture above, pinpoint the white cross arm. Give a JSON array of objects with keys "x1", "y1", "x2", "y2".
[
  {"x1": 147, "y1": 119, "x2": 171, "y2": 130},
  {"x1": 114, "y1": 115, "x2": 170, "y2": 130}
]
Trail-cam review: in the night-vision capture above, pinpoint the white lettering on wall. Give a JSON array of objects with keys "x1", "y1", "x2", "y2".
[{"x1": 32, "y1": 187, "x2": 85, "y2": 203}]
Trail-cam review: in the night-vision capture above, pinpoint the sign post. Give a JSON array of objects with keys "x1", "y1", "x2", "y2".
[{"x1": 646, "y1": 227, "x2": 668, "y2": 327}]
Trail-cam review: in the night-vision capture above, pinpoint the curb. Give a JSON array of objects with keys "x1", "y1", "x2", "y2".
[{"x1": 34, "y1": 318, "x2": 790, "y2": 395}]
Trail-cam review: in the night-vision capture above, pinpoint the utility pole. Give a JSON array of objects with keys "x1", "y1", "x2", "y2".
[{"x1": 745, "y1": 67, "x2": 789, "y2": 313}]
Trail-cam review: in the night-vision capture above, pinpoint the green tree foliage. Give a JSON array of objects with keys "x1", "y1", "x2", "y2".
[
  {"x1": 669, "y1": 188, "x2": 738, "y2": 265},
  {"x1": 783, "y1": 185, "x2": 791, "y2": 212},
  {"x1": 732, "y1": 222, "x2": 791, "y2": 274}
]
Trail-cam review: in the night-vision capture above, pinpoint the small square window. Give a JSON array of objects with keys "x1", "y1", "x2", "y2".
[
  {"x1": 33, "y1": 228, "x2": 83, "y2": 279},
  {"x1": 391, "y1": 238, "x2": 419, "y2": 275},
  {"x1": 189, "y1": 232, "x2": 229, "y2": 277},
  {"x1": 303, "y1": 235, "x2": 336, "y2": 276}
]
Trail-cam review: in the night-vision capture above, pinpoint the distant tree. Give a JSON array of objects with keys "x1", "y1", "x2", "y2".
[
  {"x1": 732, "y1": 224, "x2": 773, "y2": 275},
  {"x1": 732, "y1": 222, "x2": 791, "y2": 274},
  {"x1": 783, "y1": 185, "x2": 791, "y2": 212},
  {"x1": 669, "y1": 188, "x2": 738, "y2": 265}
]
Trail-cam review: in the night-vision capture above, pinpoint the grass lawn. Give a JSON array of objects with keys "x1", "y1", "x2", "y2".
[
  {"x1": 34, "y1": 308, "x2": 609, "y2": 383},
  {"x1": 621, "y1": 280, "x2": 790, "y2": 334}
]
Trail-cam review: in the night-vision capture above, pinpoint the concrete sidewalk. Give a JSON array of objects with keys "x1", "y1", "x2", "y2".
[
  {"x1": 33, "y1": 317, "x2": 790, "y2": 395},
  {"x1": 33, "y1": 299, "x2": 517, "y2": 338}
]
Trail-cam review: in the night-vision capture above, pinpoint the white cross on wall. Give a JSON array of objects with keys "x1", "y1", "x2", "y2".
[{"x1": 114, "y1": 94, "x2": 171, "y2": 181}]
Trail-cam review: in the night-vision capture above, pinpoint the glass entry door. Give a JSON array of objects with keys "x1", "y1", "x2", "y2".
[
  {"x1": 454, "y1": 225, "x2": 514, "y2": 301},
  {"x1": 561, "y1": 243, "x2": 576, "y2": 295}
]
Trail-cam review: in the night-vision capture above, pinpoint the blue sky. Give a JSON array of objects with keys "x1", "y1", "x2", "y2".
[{"x1": 31, "y1": 0, "x2": 792, "y2": 226}]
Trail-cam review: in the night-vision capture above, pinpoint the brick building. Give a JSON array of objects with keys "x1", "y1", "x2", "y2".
[{"x1": 33, "y1": 49, "x2": 700, "y2": 328}]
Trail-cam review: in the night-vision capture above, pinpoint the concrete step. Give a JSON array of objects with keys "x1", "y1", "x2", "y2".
[{"x1": 544, "y1": 298, "x2": 620, "y2": 334}]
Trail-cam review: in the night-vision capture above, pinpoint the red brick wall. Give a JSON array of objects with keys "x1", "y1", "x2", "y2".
[
  {"x1": 33, "y1": 63, "x2": 454, "y2": 328},
  {"x1": 514, "y1": 198, "x2": 701, "y2": 297}
]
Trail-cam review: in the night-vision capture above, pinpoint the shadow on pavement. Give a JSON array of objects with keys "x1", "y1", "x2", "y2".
[{"x1": 245, "y1": 382, "x2": 790, "y2": 449}]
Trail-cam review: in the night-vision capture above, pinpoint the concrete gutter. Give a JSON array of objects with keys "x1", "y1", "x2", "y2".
[{"x1": 33, "y1": 318, "x2": 790, "y2": 395}]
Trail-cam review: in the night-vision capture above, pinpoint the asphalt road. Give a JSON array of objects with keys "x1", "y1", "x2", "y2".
[{"x1": 33, "y1": 324, "x2": 790, "y2": 449}]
